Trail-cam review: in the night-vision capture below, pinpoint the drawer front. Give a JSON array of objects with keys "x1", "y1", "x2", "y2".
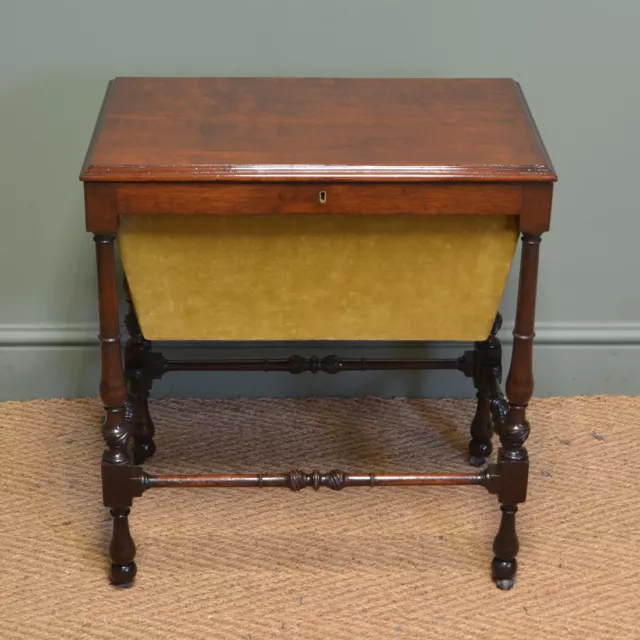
[{"x1": 114, "y1": 182, "x2": 522, "y2": 217}]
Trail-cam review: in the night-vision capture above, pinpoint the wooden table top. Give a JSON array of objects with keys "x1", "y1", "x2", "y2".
[{"x1": 81, "y1": 77, "x2": 556, "y2": 183}]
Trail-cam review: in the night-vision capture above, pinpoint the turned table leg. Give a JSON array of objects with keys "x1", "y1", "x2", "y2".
[
  {"x1": 468, "y1": 313, "x2": 503, "y2": 467},
  {"x1": 124, "y1": 278, "x2": 156, "y2": 465},
  {"x1": 95, "y1": 234, "x2": 137, "y2": 586},
  {"x1": 492, "y1": 232, "x2": 541, "y2": 590}
]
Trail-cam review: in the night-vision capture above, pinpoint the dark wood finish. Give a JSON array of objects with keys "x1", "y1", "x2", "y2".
[
  {"x1": 83, "y1": 77, "x2": 556, "y2": 590},
  {"x1": 488, "y1": 366, "x2": 510, "y2": 431},
  {"x1": 520, "y1": 183, "x2": 554, "y2": 235},
  {"x1": 84, "y1": 183, "x2": 119, "y2": 234},
  {"x1": 468, "y1": 313, "x2": 503, "y2": 467},
  {"x1": 503, "y1": 233, "x2": 541, "y2": 460},
  {"x1": 126, "y1": 339, "x2": 475, "y2": 380},
  {"x1": 84, "y1": 181, "x2": 526, "y2": 233},
  {"x1": 489, "y1": 232, "x2": 543, "y2": 588},
  {"x1": 492, "y1": 505, "x2": 519, "y2": 590},
  {"x1": 94, "y1": 235, "x2": 137, "y2": 585},
  {"x1": 141, "y1": 469, "x2": 490, "y2": 491},
  {"x1": 123, "y1": 279, "x2": 156, "y2": 465},
  {"x1": 162, "y1": 354, "x2": 472, "y2": 376},
  {"x1": 81, "y1": 78, "x2": 555, "y2": 183},
  {"x1": 108, "y1": 508, "x2": 137, "y2": 586},
  {"x1": 95, "y1": 236, "x2": 127, "y2": 421},
  {"x1": 111, "y1": 181, "x2": 522, "y2": 215},
  {"x1": 82, "y1": 78, "x2": 556, "y2": 235}
]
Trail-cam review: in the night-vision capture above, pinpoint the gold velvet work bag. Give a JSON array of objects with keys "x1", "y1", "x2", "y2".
[{"x1": 119, "y1": 214, "x2": 518, "y2": 342}]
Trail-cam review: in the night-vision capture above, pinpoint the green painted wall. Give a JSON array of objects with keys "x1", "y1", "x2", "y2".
[{"x1": 1, "y1": 0, "x2": 639, "y2": 399}]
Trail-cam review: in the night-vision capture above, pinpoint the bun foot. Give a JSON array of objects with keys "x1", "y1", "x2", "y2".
[
  {"x1": 495, "y1": 578, "x2": 514, "y2": 590},
  {"x1": 110, "y1": 561, "x2": 137, "y2": 587},
  {"x1": 468, "y1": 439, "x2": 491, "y2": 467},
  {"x1": 468, "y1": 455, "x2": 486, "y2": 467},
  {"x1": 492, "y1": 557, "x2": 516, "y2": 590},
  {"x1": 133, "y1": 440, "x2": 156, "y2": 465}
]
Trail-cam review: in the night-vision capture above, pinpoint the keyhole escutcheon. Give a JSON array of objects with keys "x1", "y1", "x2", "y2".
[{"x1": 319, "y1": 191, "x2": 327, "y2": 204}]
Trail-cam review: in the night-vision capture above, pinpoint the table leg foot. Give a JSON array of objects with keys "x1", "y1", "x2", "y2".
[
  {"x1": 110, "y1": 562, "x2": 137, "y2": 587},
  {"x1": 468, "y1": 454, "x2": 487, "y2": 467},
  {"x1": 108, "y1": 507, "x2": 137, "y2": 587},
  {"x1": 494, "y1": 577, "x2": 515, "y2": 590},
  {"x1": 491, "y1": 504, "x2": 519, "y2": 590},
  {"x1": 492, "y1": 558, "x2": 516, "y2": 590}
]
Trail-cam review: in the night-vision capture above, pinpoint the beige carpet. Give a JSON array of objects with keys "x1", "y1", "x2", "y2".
[{"x1": 0, "y1": 396, "x2": 638, "y2": 639}]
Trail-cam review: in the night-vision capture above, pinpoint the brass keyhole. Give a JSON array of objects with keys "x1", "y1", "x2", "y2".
[{"x1": 319, "y1": 191, "x2": 327, "y2": 204}]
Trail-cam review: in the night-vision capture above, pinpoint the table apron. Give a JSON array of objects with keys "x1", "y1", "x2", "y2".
[{"x1": 85, "y1": 181, "x2": 552, "y2": 235}]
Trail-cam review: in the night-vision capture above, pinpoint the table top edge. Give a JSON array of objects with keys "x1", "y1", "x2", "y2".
[{"x1": 80, "y1": 163, "x2": 557, "y2": 183}]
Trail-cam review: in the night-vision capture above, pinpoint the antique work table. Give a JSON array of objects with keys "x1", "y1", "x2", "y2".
[{"x1": 81, "y1": 77, "x2": 556, "y2": 589}]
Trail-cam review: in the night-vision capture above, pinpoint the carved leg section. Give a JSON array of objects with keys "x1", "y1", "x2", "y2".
[
  {"x1": 124, "y1": 278, "x2": 156, "y2": 465},
  {"x1": 102, "y1": 407, "x2": 137, "y2": 585},
  {"x1": 491, "y1": 431, "x2": 529, "y2": 590},
  {"x1": 128, "y1": 381, "x2": 155, "y2": 465},
  {"x1": 469, "y1": 313, "x2": 503, "y2": 467},
  {"x1": 95, "y1": 235, "x2": 137, "y2": 586},
  {"x1": 491, "y1": 233, "x2": 541, "y2": 589},
  {"x1": 468, "y1": 387, "x2": 491, "y2": 467}
]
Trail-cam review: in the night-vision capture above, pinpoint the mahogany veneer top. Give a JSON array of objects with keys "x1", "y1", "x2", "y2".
[{"x1": 80, "y1": 77, "x2": 556, "y2": 183}]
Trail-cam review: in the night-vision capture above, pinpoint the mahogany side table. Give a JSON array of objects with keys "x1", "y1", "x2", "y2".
[{"x1": 80, "y1": 77, "x2": 556, "y2": 589}]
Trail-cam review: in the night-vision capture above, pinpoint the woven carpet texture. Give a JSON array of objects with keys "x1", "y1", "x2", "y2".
[{"x1": 0, "y1": 396, "x2": 638, "y2": 639}]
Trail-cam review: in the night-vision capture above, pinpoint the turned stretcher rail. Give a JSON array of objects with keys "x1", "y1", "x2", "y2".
[
  {"x1": 162, "y1": 354, "x2": 471, "y2": 375},
  {"x1": 141, "y1": 469, "x2": 490, "y2": 491}
]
